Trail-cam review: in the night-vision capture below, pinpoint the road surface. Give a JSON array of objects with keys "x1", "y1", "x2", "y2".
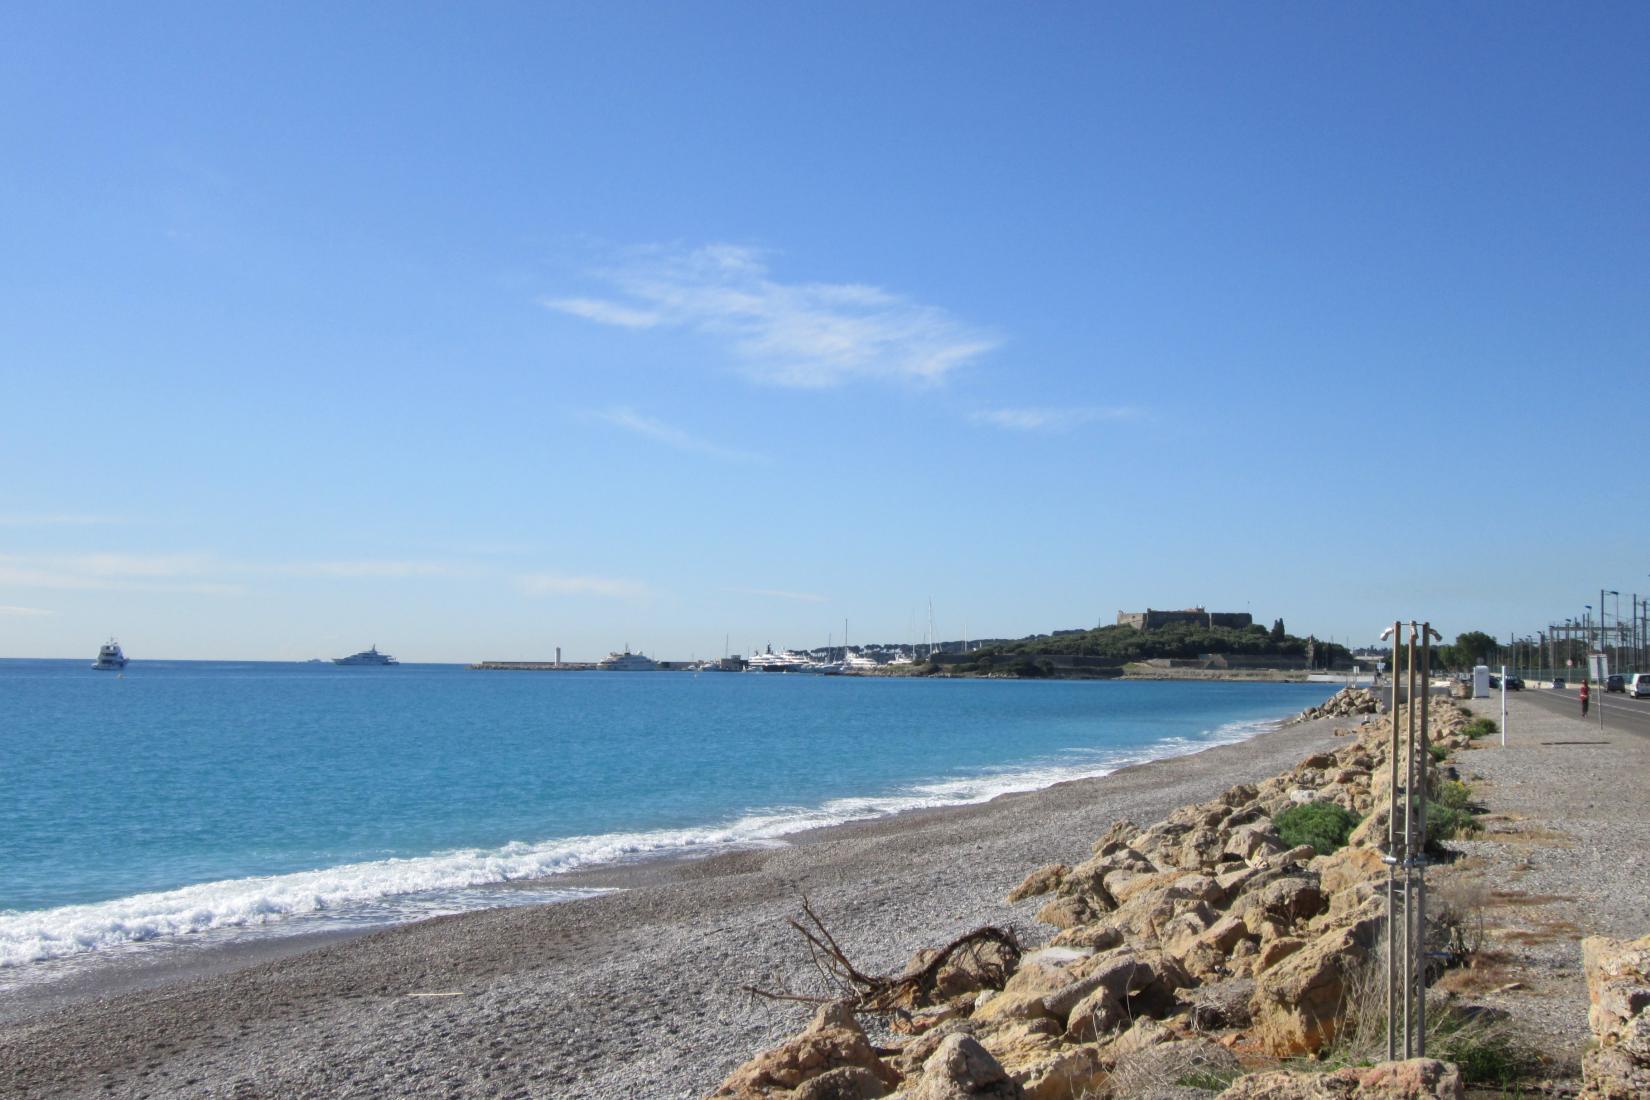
[{"x1": 1508, "y1": 682, "x2": 1650, "y2": 739}]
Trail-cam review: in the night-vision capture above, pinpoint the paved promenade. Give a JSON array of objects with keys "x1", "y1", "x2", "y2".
[{"x1": 1439, "y1": 688, "x2": 1650, "y2": 1070}]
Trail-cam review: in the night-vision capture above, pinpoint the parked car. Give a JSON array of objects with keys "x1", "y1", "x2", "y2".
[
  {"x1": 1629, "y1": 674, "x2": 1650, "y2": 699},
  {"x1": 1488, "y1": 674, "x2": 1501, "y2": 688},
  {"x1": 1503, "y1": 675, "x2": 1524, "y2": 691},
  {"x1": 1552, "y1": 678, "x2": 1567, "y2": 689},
  {"x1": 1606, "y1": 674, "x2": 1627, "y2": 693}
]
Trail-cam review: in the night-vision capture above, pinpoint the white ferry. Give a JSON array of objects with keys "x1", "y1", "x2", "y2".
[
  {"x1": 334, "y1": 645, "x2": 400, "y2": 666},
  {"x1": 598, "y1": 647, "x2": 660, "y2": 671},
  {"x1": 92, "y1": 639, "x2": 128, "y2": 670}
]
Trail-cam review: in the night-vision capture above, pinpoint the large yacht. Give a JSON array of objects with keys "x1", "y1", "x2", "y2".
[
  {"x1": 746, "y1": 645, "x2": 811, "y2": 673},
  {"x1": 841, "y1": 650, "x2": 881, "y2": 674},
  {"x1": 91, "y1": 639, "x2": 128, "y2": 671},
  {"x1": 598, "y1": 647, "x2": 660, "y2": 671},
  {"x1": 334, "y1": 645, "x2": 400, "y2": 666}
]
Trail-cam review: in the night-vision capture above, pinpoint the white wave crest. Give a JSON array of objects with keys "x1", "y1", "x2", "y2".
[{"x1": 0, "y1": 714, "x2": 1280, "y2": 968}]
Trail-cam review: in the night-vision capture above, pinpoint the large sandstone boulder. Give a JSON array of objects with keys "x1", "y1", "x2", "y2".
[
  {"x1": 1581, "y1": 933, "x2": 1650, "y2": 1099},
  {"x1": 1006, "y1": 864, "x2": 1068, "y2": 903},
  {"x1": 1063, "y1": 951, "x2": 1184, "y2": 1041},
  {"x1": 1249, "y1": 906, "x2": 1382, "y2": 1055},
  {"x1": 1091, "y1": 819, "x2": 1142, "y2": 857},
  {"x1": 894, "y1": 1034, "x2": 1025, "y2": 1100},
  {"x1": 1034, "y1": 894, "x2": 1099, "y2": 931},
  {"x1": 1008, "y1": 1046, "x2": 1105, "y2": 1100},
  {"x1": 1216, "y1": 1057, "x2": 1462, "y2": 1098},
  {"x1": 710, "y1": 1000, "x2": 901, "y2": 1099}
]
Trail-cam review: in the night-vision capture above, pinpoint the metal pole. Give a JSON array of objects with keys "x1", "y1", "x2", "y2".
[
  {"x1": 1403, "y1": 623, "x2": 1417, "y2": 1057},
  {"x1": 1385, "y1": 619, "x2": 1401, "y2": 1062},
  {"x1": 1501, "y1": 663, "x2": 1508, "y2": 748},
  {"x1": 1416, "y1": 624, "x2": 1436, "y2": 1058}
]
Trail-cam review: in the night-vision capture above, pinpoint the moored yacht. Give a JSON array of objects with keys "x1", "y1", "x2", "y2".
[
  {"x1": 841, "y1": 650, "x2": 881, "y2": 673},
  {"x1": 334, "y1": 645, "x2": 400, "y2": 666},
  {"x1": 91, "y1": 639, "x2": 128, "y2": 670},
  {"x1": 745, "y1": 645, "x2": 811, "y2": 673},
  {"x1": 598, "y1": 647, "x2": 661, "y2": 671}
]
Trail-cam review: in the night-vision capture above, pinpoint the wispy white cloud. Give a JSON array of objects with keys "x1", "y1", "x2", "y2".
[
  {"x1": 589, "y1": 406, "x2": 765, "y2": 463},
  {"x1": 970, "y1": 405, "x2": 1144, "y2": 432},
  {"x1": 517, "y1": 573, "x2": 651, "y2": 599},
  {"x1": 0, "y1": 604, "x2": 54, "y2": 616},
  {"x1": 547, "y1": 243, "x2": 999, "y2": 387},
  {"x1": 66, "y1": 553, "x2": 216, "y2": 577},
  {"x1": 0, "y1": 513, "x2": 124, "y2": 527},
  {"x1": 0, "y1": 554, "x2": 243, "y2": 595},
  {"x1": 729, "y1": 587, "x2": 829, "y2": 604},
  {"x1": 269, "y1": 560, "x2": 462, "y2": 579},
  {"x1": 544, "y1": 297, "x2": 661, "y2": 329},
  {"x1": 0, "y1": 552, "x2": 460, "y2": 594}
]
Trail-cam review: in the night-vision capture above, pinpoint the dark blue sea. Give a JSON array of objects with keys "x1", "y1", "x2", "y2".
[{"x1": 0, "y1": 659, "x2": 1333, "y2": 975}]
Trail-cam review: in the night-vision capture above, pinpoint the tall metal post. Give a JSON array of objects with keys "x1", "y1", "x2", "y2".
[
  {"x1": 1415, "y1": 624, "x2": 1436, "y2": 1057},
  {"x1": 1385, "y1": 619, "x2": 1401, "y2": 1061},
  {"x1": 1402, "y1": 623, "x2": 1417, "y2": 1056}
]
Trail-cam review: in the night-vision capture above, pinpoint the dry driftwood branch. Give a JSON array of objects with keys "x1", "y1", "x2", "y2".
[{"x1": 742, "y1": 895, "x2": 1021, "y2": 1016}]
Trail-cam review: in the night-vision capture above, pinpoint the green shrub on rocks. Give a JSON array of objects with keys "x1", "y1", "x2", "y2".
[
  {"x1": 1436, "y1": 779, "x2": 1473, "y2": 811},
  {"x1": 1464, "y1": 717, "x2": 1498, "y2": 739},
  {"x1": 1426, "y1": 802, "x2": 1482, "y2": 843},
  {"x1": 1274, "y1": 801, "x2": 1361, "y2": 855}
]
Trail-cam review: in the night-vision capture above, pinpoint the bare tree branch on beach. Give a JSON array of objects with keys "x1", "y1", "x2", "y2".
[{"x1": 740, "y1": 895, "x2": 1020, "y2": 1019}]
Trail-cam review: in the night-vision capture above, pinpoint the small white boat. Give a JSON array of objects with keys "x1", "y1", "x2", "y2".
[{"x1": 92, "y1": 638, "x2": 128, "y2": 671}]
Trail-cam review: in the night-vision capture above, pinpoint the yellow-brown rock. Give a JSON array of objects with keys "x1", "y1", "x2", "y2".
[
  {"x1": 708, "y1": 1000, "x2": 901, "y2": 1099},
  {"x1": 1006, "y1": 863, "x2": 1068, "y2": 903},
  {"x1": 1248, "y1": 909, "x2": 1382, "y2": 1055},
  {"x1": 1580, "y1": 933, "x2": 1650, "y2": 1099},
  {"x1": 898, "y1": 1034, "x2": 1025, "y2": 1100}
]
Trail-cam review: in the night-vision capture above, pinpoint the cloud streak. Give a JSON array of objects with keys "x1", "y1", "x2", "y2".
[
  {"x1": 0, "y1": 513, "x2": 124, "y2": 527},
  {"x1": 547, "y1": 244, "x2": 999, "y2": 387},
  {"x1": 517, "y1": 573, "x2": 651, "y2": 599},
  {"x1": 0, "y1": 604, "x2": 54, "y2": 616},
  {"x1": 270, "y1": 560, "x2": 461, "y2": 579},
  {"x1": 590, "y1": 407, "x2": 764, "y2": 463},
  {"x1": 970, "y1": 405, "x2": 1144, "y2": 432}
]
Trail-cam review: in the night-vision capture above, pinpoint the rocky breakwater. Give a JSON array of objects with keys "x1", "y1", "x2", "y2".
[
  {"x1": 1580, "y1": 933, "x2": 1650, "y2": 1099},
  {"x1": 707, "y1": 693, "x2": 1477, "y2": 1100},
  {"x1": 1288, "y1": 686, "x2": 1382, "y2": 724}
]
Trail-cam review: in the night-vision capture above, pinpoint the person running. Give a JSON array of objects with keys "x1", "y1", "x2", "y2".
[{"x1": 1580, "y1": 678, "x2": 1591, "y2": 718}]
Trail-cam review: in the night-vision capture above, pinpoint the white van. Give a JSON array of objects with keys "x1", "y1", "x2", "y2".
[{"x1": 1630, "y1": 674, "x2": 1650, "y2": 699}]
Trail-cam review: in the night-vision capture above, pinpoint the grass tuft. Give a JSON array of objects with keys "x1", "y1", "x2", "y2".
[{"x1": 1463, "y1": 717, "x2": 1498, "y2": 739}]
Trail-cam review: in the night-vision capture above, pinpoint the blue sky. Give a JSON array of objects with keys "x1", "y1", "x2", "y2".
[{"x1": 2, "y1": 3, "x2": 1647, "y2": 661}]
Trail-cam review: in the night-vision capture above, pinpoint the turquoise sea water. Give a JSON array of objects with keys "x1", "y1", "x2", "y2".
[{"x1": 0, "y1": 660, "x2": 1333, "y2": 971}]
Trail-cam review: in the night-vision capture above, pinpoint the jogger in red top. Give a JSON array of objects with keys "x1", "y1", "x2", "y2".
[{"x1": 1580, "y1": 679, "x2": 1591, "y2": 718}]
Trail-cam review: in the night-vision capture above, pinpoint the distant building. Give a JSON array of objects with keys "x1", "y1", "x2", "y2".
[{"x1": 1116, "y1": 607, "x2": 1254, "y2": 631}]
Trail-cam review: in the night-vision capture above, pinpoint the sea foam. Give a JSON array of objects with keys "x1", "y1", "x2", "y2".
[{"x1": 0, "y1": 714, "x2": 1276, "y2": 969}]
